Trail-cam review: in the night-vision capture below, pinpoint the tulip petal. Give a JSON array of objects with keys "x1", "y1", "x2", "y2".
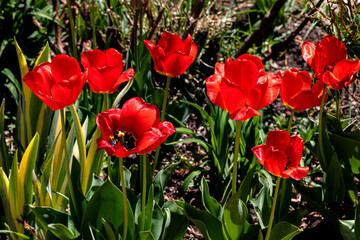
[
  {"x1": 96, "y1": 111, "x2": 115, "y2": 141},
  {"x1": 281, "y1": 166, "x2": 309, "y2": 181},
  {"x1": 224, "y1": 58, "x2": 259, "y2": 95},
  {"x1": 81, "y1": 49, "x2": 107, "y2": 69},
  {"x1": 137, "y1": 122, "x2": 175, "y2": 155},
  {"x1": 287, "y1": 136, "x2": 304, "y2": 168},
  {"x1": 229, "y1": 106, "x2": 261, "y2": 121},
  {"x1": 97, "y1": 138, "x2": 116, "y2": 156},
  {"x1": 302, "y1": 40, "x2": 316, "y2": 71},
  {"x1": 115, "y1": 142, "x2": 134, "y2": 158},
  {"x1": 51, "y1": 54, "x2": 81, "y2": 82},
  {"x1": 105, "y1": 48, "x2": 124, "y2": 69},
  {"x1": 109, "y1": 68, "x2": 135, "y2": 93},
  {"x1": 332, "y1": 59, "x2": 360, "y2": 83},
  {"x1": 320, "y1": 35, "x2": 347, "y2": 67},
  {"x1": 164, "y1": 52, "x2": 194, "y2": 77},
  {"x1": 265, "y1": 130, "x2": 290, "y2": 154},
  {"x1": 251, "y1": 144, "x2": 266, "y2": 165},
  {"x1": 237, "y1": 54, "x2": 263, "y2": 72},
  {"x1": 87, "y1": 68, "x2": 103, "y2": 93},
  {"x1": 264, "y1": 148, "x2": 288, "y2": 177},
  {"x1": 119, "y1": 97, "x2": 159, "y2": 138}
]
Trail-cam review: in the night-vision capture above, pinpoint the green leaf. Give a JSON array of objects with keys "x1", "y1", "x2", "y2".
[
  {"x1": 176, "y1": 201, "x2": 225, "y2": 240},
  {"x1": 222, "y1": 187, "x2": 249, "y2": 239},
  {"x1": 81, "y1": 180, "x2": 135, "y2": 240},
  {"x1": 102, "y1": 218, "x2": 121, "y2": 240},
  {"x1": 329, "y1": 132, "x2": 360, "y2": 175},
  {"x1": 200, "y1": 177, "x2": 222, "y2": 220},
  {"x1": 140, "y1": 231, "x2": 156, "y2": 240},
  {"x1": 355, "y1": 202, "x2": 360, "y2": 240},
  {"x1": 153, "y1": 162, "x2": 180, "y2": 206},
  {"x1": 48, "y1": 223, "x2": 80, "y2": 240},
  {"x1": 339, "y1": 220, "x2": 355, "y2": 240},
  {"x1": 30, "y1": 206, "x2": 69, "y2": 232},
  {"x1": 0, "y1": 230, "x2": 30, "y2": 239},
  {"x1": 182, "y1": 100, "x2": 214, "y2": 128},
  {"x1": 181, "y1": 170, "x2": 202, "y2": 194},
  {"x1": 268, "y1": 222, "x2": 301, "y2": 240},
  {"x1": 325, "y1": 153, "x2": 345, "y2": 206},
  {"x1": 238, "y1": 165, "x2": 256, "y2": 203},
  {"x1": 151, "y1": 202, "x2": 164, "y2": 240},
  {"x1": 166, "y1": 138, "x2": 210, "y2": 152},
  {"x1": 144, "y1": 185, "x2": 154, "y2": 231},
  {"x1": 0, "y1": 99, "x2": 10, "y2": 174},
  {"x1": 161, "y1": 201, "x2": 188, "y2": 240},
  {"x1": 252, "y1": 174, "x2": 272, "y2": 229},
  {"x1": 317, "y1": 114, "x2": 334, "y2": 171}
]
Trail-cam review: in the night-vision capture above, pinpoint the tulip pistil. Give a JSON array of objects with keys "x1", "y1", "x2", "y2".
[{"x1": 108, "y1": 130, "x2": 136, "y2": 150}]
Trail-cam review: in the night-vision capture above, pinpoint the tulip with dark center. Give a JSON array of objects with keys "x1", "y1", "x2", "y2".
[{"x1": 96, "y1": 97, "x2": 176, "y2": 158}]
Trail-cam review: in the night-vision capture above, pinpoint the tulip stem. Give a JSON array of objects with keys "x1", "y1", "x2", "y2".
[
  {"x1": 119, "y1": 157, "x2": 128, "y2": 240},
  {"x1": 265, "y1": 176, "x2": 281, "y2": 240},
  {"x1": 66, "y1": 0, "x2": 77, "y2": 59},
  {"x1": 152, "y1": 76, "x2": 171, "y2": 173},
  {"x1": 160, "y1": 76, "x2": 171, "y2": 122},
  {"x1": 141, "y1": 154, "x2": 147, "y2": 230},
  {"x1": 318, "y1": 85, "x2": 328, "y2": 170},
  {"x1": 335, "y1": 90, "x2": 340, "y2": 120},
  {"x1": 60, "y1": 108, "x2": 79, "y2": 218},
  {"x1": 287, "y1": 109, "x2": 295, "y2": 134},
  {"x1": 232, "y1": 120, "x2": 242, "y2": 195}
]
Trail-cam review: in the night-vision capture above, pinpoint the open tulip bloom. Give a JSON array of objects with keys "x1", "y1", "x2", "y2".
[
  {"x1": 144, "y1": 31, "x2": 198, "y2": 77},
  {"x1": 81, "y1": 48, "x2": 135, "y2": 94},
  {"x1": 252, "y1": 130, "x2": 309, "y2": 181},
  {"x1": 23, "y1": 54, "x2": 87, "y2": 110},
  {"x1": 302, "y1": 35, "x2": 360, "y2": 90},
  {"x1": 96, "y1": 97, "x2": 176, "y2": 158},
  {"x1": 280, "y1": 68, "x2": 327, "y2": 111},
  {"x1": 206, "y1": 54, "x2": 281, "y2": 121}
]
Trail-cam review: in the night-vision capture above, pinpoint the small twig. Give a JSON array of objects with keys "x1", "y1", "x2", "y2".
[
  {"x1": 147, "y1": 8, "x2": 165, "y2": 40},
  {"x1": 234, "y1": 0, "x2": 287, "y2": 58},
  {"x1": 263, "y1": 0, "x2": 324, "y2": 62}
]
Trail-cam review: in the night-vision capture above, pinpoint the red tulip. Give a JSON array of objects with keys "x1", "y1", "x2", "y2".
[
  {"x1": 252, "y1": 130, "x2": 309, "y2": 181},
  {"x1": 23, "y1": 54, "x2": 86, "y2": 111},
  {"x1": 81, "y1": 48, "x2": 135, "y2": 93},
  {"x1": 96, "y1": 97, "x2": 176, "y2": 158},
  {"x1": 280, "y1": 68, "x2": 327, "y2": 111},
  {"x1": 144, "y1": 31, "x2": 197, "y2": 77},
  {"x1": 302, "y1": 35, "x2": 360, "y2": 90},
  {"x1": 205, "y1": 54, "x2": 281, "y2": 121}
]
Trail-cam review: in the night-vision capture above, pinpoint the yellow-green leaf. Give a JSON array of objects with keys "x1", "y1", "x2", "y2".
[
  {"x1": 19, "y1": 133, "x2": 39, "y2": 205},
  {"x1": 14, "y1": 38, "x2": 28, "y2": 79},
  {"x1": 0, "y1": 168, "x2": 17, "y2": 232},
  {"x1": 34, "y1": 42, "x2": 49, "y2": 67}
]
